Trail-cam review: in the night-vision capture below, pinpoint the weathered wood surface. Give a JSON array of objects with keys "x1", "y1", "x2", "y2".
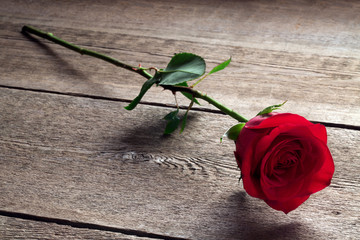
[
  {"x1": 0, "y1": 88, "x2": 359, "y2": 239},
  {"x1": 0, "y1": 0, "x2": 359, "y2": 239},
  {"x1": 0, "y1": 0, "x2": 359, "y2": 126},
  {"x1": 0, "y1": 215, "x2": 156, "y2": 240}
]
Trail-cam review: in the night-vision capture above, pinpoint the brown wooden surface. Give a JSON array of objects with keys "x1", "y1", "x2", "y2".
[
  {"x1": 0, "y1": 0, "x2": 359, "y2": 239},
  {"x1": 0, "y1": 215, "x2": 156, "y2": 240}
]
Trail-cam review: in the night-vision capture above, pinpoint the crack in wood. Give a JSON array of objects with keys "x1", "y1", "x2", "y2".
[
  {"x1": 0, "y1": 84, "x2": 359, "y2": 131},
  {"x1": 0, "y1": 210, "x2": 188, "y2": 240}
]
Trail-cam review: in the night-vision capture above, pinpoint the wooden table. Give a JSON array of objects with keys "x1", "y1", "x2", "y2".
[{"x1": 1, "y1": 1, "x2": 359, "y2": 239}]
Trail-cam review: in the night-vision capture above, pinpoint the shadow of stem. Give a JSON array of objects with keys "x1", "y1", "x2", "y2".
[{"x1": 21, "y1": 30, "x2": 90, "y2": 82}]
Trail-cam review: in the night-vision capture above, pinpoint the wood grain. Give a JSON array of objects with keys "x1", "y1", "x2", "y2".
[
  {"x1": 0, "y1": 215, "x2": 158, "y2": 240},
  {"x1": 1, "y1": 0, "x2": 360, "y2": 239},
  {"x1": 0, "y1": 0, "x2": 359, "y2": 125},
  {"x1": 0, "y1": 88, "x2": 359, "y2": 239}
]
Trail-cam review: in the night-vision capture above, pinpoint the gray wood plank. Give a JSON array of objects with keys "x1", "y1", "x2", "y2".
[
  {"x1": 0, "y1": 0, "x2": 359, "y2": 125},
  {"x1": 0, "y1": 215, "x2": 158, "y2": 240},
  {"x1": 2, "y1": 0, "x2": 360, "y2": 57},
  {"x1": 0, "y1": 88, "x2": 359, "y2": 239}
]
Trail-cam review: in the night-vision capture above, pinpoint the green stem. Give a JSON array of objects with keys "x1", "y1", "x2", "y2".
[
  {"x1": 22, "y1": 25, "x2": 248, "y2": 123},
  {"x1": 21, "y1": 25, "x2": 152, "y2": 79},
  {"x1": 200, "y1": 92, "x2": 248, "y2": 122},
  {"x1": 163, "y1": 85, "x2": 248, "y2": 122}
]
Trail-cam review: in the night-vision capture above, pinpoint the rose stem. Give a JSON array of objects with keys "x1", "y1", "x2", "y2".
[
  {"x1": 21, "y1": 25, "x2": 248, "y2": 123},
  {"x1": 162, "y1": 85, "x2": 248, "y2": 122},
  {"x1": 21, "y1": 25, "x2": 152, "y2": 79}
]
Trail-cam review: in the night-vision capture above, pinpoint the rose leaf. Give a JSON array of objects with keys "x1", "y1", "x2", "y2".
[
  {"x1": 208, "y1": 57, "x2": 231, "y2": 76},
  {"x1": 176, "y1": 82, "x2": 200, "y2": 105},
  {"x1": 158, "y1": 53, "x2": 206, "y2": 86},
  {"x1": 125, "y1": 72, "x2": 161, "y2": 110},
  {"x1": 163, "y1": 109, "x2": 181, "y2": 134}
]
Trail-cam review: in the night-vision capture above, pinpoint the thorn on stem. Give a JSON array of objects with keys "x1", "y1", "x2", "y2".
[{"x1": 148, "y1": 67, "x2": 159, "y2": 72}]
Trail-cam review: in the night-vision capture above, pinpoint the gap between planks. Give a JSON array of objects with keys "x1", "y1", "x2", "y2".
[
  {"x1": 0, "y1": 210, "x2": 185, "y2": 240},
  {"x1": 0, "y1": 84, "x2": 359, "y2": 131}
]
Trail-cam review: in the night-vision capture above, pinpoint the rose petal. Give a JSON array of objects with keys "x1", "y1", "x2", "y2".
[
  {"x1": 307, "y1": 123, "x2": 328, "y2": 144},
  {"x1": 234, "y1": 112, "x2": 334, "y2": 213},
  {"x1": 301, "y1": 140, "x2": 334, "y2": 195},
  {"x1": 248, "y1": 113, "x2": 312, "y2": 130},
  {"x1": 265, "y1": 195, "x2": 310, "y2": 214}
]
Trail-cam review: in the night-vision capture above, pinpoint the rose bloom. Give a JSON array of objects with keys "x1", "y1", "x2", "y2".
[{"x1": 234, "y1": 113, "x2": 335, "y2": 213}]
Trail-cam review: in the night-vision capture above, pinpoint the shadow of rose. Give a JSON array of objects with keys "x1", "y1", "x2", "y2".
[
  {"x1": 110, "y1": 111, "x2": 200, "y2": 152},
  {"x1": 197, "y1": 191, "x2": 312, "y2": 240}
]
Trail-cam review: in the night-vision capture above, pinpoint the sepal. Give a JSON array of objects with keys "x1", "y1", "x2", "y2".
[
  {"x1": 256, "y1": 101, "x2": 287, "y2": 116},
  {"x1": 220, "y1": 123, "x2": 246, "y2": 142}
]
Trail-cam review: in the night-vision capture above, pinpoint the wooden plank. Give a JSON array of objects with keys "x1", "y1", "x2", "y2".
[
  {"x1": 2, "y1": 0, "x2": 360, "y2": 57},
  {"x1": 0, "y1": 88, "x2": 359, "y2": 239},
  {"x1": 0, "y1": 215, "x2": 158, "y2": 240},
  {"x1": 0, "y1": 0, "x2": 359, "y2": 125}
]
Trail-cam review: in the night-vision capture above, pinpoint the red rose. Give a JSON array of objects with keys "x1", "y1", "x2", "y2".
[{"x1": 234, "y1": 113, "x2": 334, "y2": 213}]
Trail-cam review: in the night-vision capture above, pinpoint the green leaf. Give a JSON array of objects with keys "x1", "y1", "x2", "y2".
[
  {"x1": 180, "y1": 98, "x2": 195, "y2": 134},
  {"x1": 163, "y1": 110, "x2": 181, "y2": 134},
  {"x1": 176, "y1": 82, "x2": 200, "y2": 105},
  {"x1": 208, "y1": 57, "x2": 231, "y2": 75},
  {"x1": 256, "y1": 101, "x2": 287, "y2": 116},
  {"x1": 125, "y1": 73, "x2": 160, "y2": 110},
  {"x1": 163, "y1": 110, "x2": 179, "y2": 120},
  {"x1": 220, "y1": 123, "x2": 246, "y2": 142},
  {"x1": 158, "y1": 53, "x2": 206, "y2": 86},
  {"x1": 180, "y1": 110, "x2": 188, "y2": 134}
]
